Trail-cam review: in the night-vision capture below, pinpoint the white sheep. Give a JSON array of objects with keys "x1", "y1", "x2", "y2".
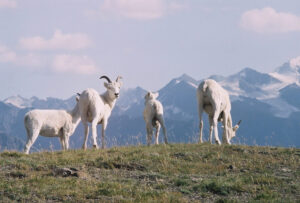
[
  {"x1": 143, "y1": 92, "x2": 168, "y2": 146},
  {"x1": 24, "y1": 96, "x2": 81, "y2": 154},
  {"x1": 197, "y1": 79, "x2": 241, "y2": 145},
  {"x1": 78, "y1": 75, "x2": 122, "y2": 149}
]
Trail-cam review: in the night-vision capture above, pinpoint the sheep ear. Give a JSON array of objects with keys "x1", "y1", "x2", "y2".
[
  {"x1": 233, "y1": 125, "x2": 239, "y2": 131},
  {"x1": 104, "y1": 82, "x2": 109, "y2": 88},
  {"x1": 116, "y1": 76, "x2": 123, "y2": 82},
  {"x1": 119, "y1": 81, "x2": 123, "y2": 87},
  {"x1": 233, "y1": 120, "x2": 241, "y2": 131}
]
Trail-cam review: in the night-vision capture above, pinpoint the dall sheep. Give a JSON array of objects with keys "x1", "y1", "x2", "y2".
[
  {"x1": 78, "y1": 75, "x2": 122, "y2": 149},
  {"x1": 143, "y1": 92, "x2": 168, "y2": 145},
  {"x1": 24, "y1": 96, "x2": 81, "y2": 154},
  {"x1": 197, "y1": 79, "x2": 241, "y2": 145}
]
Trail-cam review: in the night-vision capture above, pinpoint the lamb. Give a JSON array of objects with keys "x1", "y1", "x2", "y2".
[
  {"x1": 143, "y1": 91, "x2": 168, "y2": 146},
  {"x1": 24, "y1": 96, "x2": 81, "y2": 154},
  {"x1": 78, "y1": 75, "x2": 122, "y2": 149},
  {"x1": 197, "y1": 79, "x2": 241, "y2": 145}
]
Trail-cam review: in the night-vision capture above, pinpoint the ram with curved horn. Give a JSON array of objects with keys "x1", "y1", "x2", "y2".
[
  {"x1": 100, "y1": 75, "x2": 112, "y2": 83},
  {"x1": 78, "y1": 75, "x2": 123, "y2": 149},
  {"x1": 197, "y1": 79, "x2": 241, "y2": 145}
]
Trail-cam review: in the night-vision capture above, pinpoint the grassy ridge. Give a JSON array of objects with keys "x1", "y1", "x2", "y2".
[{"x1": 0, "y1": 143, "x2": 299, "y2": 202}]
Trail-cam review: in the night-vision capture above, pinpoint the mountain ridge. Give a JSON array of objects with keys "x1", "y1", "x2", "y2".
[{"x1": 1, "y1": 60, "x2": 300, "y2": 151}]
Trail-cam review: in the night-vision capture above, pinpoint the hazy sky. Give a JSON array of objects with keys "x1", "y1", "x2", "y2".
[{"x1": 0, "y1": 0, "x2": 300, "y2": 99}]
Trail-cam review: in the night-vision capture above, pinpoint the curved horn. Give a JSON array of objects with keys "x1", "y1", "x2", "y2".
[
  {"x1": 237, "y1": 120, "x2": 242, "y2": 126},
  {"x1": 77, "y1": 93, "x2": 81, "y2": 96},
  {"x1": 116, "y1": 75, "x2": 123, "y2": 82},
  {"x1": 100, "y1": 75, "x2": 112, "y2": 83}
]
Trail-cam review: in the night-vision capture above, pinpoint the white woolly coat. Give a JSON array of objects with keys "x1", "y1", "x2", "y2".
[{"x1": 24, "y1": 109, "x2": 80, "y2": 138}]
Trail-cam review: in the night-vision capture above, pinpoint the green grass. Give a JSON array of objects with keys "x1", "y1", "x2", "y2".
[{"x1": 0, "y1": 143, "x2": 299, "y2": 202}]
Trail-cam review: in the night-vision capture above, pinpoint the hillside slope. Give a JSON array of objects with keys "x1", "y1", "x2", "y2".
[{"x1": 0, "y1": 144, "x2": 299, "y2": 202}]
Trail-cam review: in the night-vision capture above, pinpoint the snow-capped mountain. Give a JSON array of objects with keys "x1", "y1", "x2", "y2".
[
  {"x1": 118, "y1": 87, "x2": 147, "y2": 111},
  {"x1": 219, "y1": 67, "x2": 281, "y2": 99},
  {"x1": 1, "y1": 58, "x2": 300, "y2": 151},
  {"x1": 4, "y1": 95, "x2": 78, "y2": 110},
  {"x1": 271, "y1": 62, "x2": 300, "y2": 85},
  {"x1": 3, "y1": 95, "x2": 34, "y2": 108}
]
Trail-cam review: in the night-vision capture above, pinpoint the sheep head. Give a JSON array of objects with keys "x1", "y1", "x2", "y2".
[
  {"x1": 228, "y1": 120, "x2": 241, "y2": 141},
  {"x1": 100, "y1": 75, "x2": 123, "y2": 99},
  {"x1": 144, "y1": 92, "x2": 159, "y2": 101}
]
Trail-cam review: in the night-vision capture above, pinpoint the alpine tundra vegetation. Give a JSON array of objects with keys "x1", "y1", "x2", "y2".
[{"x1": 0, "y1": 144, "x2": 299, "y2": 202}]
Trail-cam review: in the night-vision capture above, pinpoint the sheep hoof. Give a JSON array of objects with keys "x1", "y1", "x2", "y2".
[{"x1": 216, "y1": 140, "x2": 221, "y2": 145}]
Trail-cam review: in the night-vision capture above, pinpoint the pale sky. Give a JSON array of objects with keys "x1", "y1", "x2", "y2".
[{"x1": 0, "y1": 0, "x2": 300, "y2": 99}]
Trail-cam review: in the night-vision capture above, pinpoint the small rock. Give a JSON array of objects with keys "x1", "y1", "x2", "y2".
[
  {"x1": 228, "y1": 165, "x2": 235, "y2": 170},
  {"x1": 53, "y1": 167, "x2": 79, "y2": 177},
  {"x1": 281, "y1": 168, "x2": 292, "y2": 173},
  {"x1": 7, "y1": 171, "x2": 27, "y2": 178}
]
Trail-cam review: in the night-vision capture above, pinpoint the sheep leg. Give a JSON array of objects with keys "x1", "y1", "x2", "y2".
[
  {"x1": 155, "y1": 122, "x2": 160, "y2": 145},
  {"x1": 59, "y1": 129, "x2": 69, "y2": 150},
  {"x1": 212, "y1": 111, "x2": 221, "y2": 145},
  {"x1": 209, "y1": 116, "x2": 214, "y2": 144},
  {"x1": 59, "y1": 136, "x2": 65, "y2": 150},
  {"x1": 198, "y1": 111, "x2": 204, "y2": 144},
  {"x1": 146, "y1": 123, "x2": 153, "y2": 146},
  {"x1": 64, "y1": 135, "x2": 70, "y2": 150},
  {"x1": 24, "y1": 129, "x2": 39, "y2": 154},
  {"x1": 66, "y1": 136, "x2": 70, "y2": 149},
  {"x1": 101, "y1": 120, "x2": 107, "y2": 149},
  {"x1": 197, "y1": 93, "x2": 204, "y2": 143},
  {"x1": 222, "y1": 114, "x2": 231, "y2": 145},
  {"x1": 157, "y1": 115, "x2": 168, "y2": 144},
  {"x1": 91, "y1": 120, "x2": 99, "y2": 149},
  {"x1": 82, "y1": 121, "x2": 89, "y2": 150}
]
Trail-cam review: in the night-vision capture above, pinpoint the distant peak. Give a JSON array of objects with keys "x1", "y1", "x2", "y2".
[
  {"x1": 135, "y1": 86, "x2": 146, "y2": 91},
  {"x1": 208, "y1": 74, "x2": 225, "y2": 82},
  {"x1": 239, "y1": 67, "x2": 257, "y2": 74},
  {"x1": 289, "y1": 56, "x2": 300, "y2": 68},
  {"x1": 275, "y1": 62, "x2": 300, "y2": 75},
  {"x1": 4, "y1": 95, "x2": 25, "y2": 100},
  {"x1": 176, "y1": 74, "x2": 197, "y2": 84}
]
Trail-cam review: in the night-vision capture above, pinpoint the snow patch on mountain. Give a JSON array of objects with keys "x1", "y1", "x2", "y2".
[
  {"x1": 187, "y1": 81, "x2": 198, "y2": 88},
  {"x1": 269, "y1": 72, "x2": 299, "y2": 85},
  {"x1": 290, "y1": 56, "x2": 300, "y2": 68},
  {"x1": 262, "y1": 98, "x2": 299, "y2": 118},
  {"x1": 4, "y1": 95, "x2": 33, "y2": 108},
  {"x1": 164, "y1": 105, "x2": 193, "y2": 120}
]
